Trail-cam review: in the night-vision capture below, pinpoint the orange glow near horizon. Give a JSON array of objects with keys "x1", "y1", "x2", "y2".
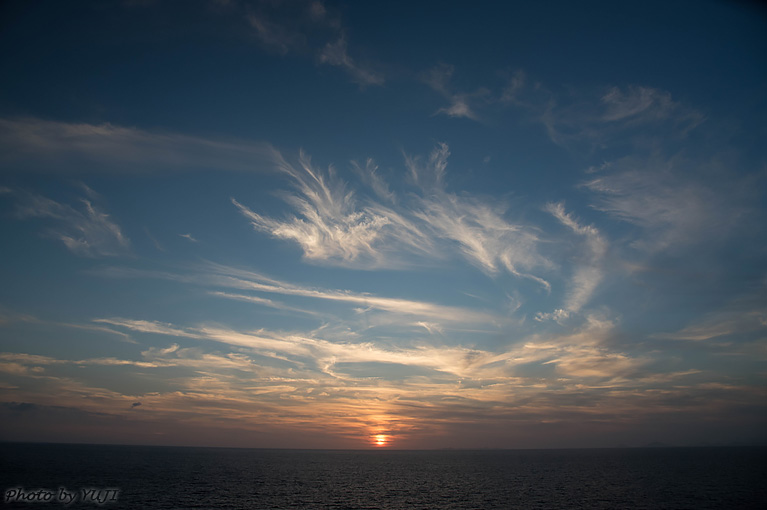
[{"x1": 373, "y1": 434, "x2": 389, "y2": 447}]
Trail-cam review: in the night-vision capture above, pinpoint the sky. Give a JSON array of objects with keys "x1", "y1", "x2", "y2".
[{"x1": 0, "y1": 0, "x2": 765, "y2": 450}]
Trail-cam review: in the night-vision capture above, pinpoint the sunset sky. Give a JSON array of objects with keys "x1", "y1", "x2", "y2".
[{"x1": 1, "y1": 0, "x2": 765, "y2": 449}]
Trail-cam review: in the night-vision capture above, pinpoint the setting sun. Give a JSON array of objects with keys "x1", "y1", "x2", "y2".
[{"x1": 374, "y1": 434, "x2": 388, "y2": 447}]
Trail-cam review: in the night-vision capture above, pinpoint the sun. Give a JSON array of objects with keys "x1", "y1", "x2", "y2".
[{"x1": 373, "y1": 434, "x2": 388, "y2": 447}]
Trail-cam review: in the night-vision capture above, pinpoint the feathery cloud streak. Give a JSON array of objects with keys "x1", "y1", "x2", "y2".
[
  {"x1": 319, "y1": 37, "x2": 384, "y2": 86},
  {"x1": 11, "y1": 186, "x2": 130, "y2": 257},
  {"x1": 0, "y1": 117, "x2": 275, "y2": 174},
  {"x1": 85, "y1": 310, "x2": 650, "y2": 387},
  {"x1": 232, "y1": 143, "x2": 551, "y2": 291},
  {"x1": 422, "y1": 64, "x2": 484, "y2": 120},
  {"x1": 545, "y1": 202, "x2": 607, "y2": 314},
  {"x1": 582, "y1": 156, "x2": 749, "y2": 253},
  {"x1": 239, "y1": 0, "x2": 382, "y2": 86},
  {"x1": 6, "y1": 304, "x2": 753, "y2": 450},
  {"x1": 129, "y1": 261, "x2": 501, "y2": 325}
]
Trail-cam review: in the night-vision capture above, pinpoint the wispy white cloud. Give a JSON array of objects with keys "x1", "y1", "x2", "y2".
[
  {"x1": 235, "y1": 0, "x2": 382, "y2": 87},
  {"x1": 510, "y1": 83, "x2": 705, "y2": 150},
  {"x1": 231, "y1": 148, "x2": 429, "y2": 268},
  {"x1": 534, "y1": 308, "x2": 571, "y2": 324},
  {"x1": 406, "y1": 144, "x2": 551, "y2": 287},
  {"x1": 499, "y1": 70, "x2": 527, "y2": 105},
  {"x1": 415, "y1": 321, "x2": 443, "y2": 335},
  {"x1": 544, "y1": 348, "x2": 645, "y2": 379},
  {"x1": 350, "y1": 158, "x2": 395, "y2": 203},
  {"x1": 92, "y1": 318, "x2": 202, "y2": 339},
  {"x1": 438, "y1": 98, "x2": 475, "y2": 119},
  {"x1": 308, "y1": 1, "x2": 329, "y2": 23},
  {"x1": 0, "y1": 352, "x2": 162, "y2": 370},
  {"x1": 318, "y1": 37, "x2": 384, "y2": 87},
  {"x1": 0, "y1": 310, "x2": 135, "y2": 344},
  {"x1": 209, "y1": 291, "x2": 323, "y2": 318},
  {"x1": 493, "y1": 79, "x2": 758, "y2": 260},
  {"x1": 600, "y1": 86, "x2": 703, "y2": 129},
  {"x1": 13, "y1": 188, "x2": 130, "y2": 257},
  {"x1": 89, "y1": 260, "x2": 500, "y2": 326},
  {"x1": 89, "y1": 318, "x2": 503, "y2": 379},
  {"x1": 601, "y1": 85, "x2": 669, "y2": 121},
  {"x1": 422, "y1": 64, "x2": 483, "y2": 120},
  {"x1": 59, "y1": 322, "x2": 136, "y2": 344},
  {"x1": 403, "y1": 141, "x2": 449, "y2": 190},
  {"x1": 652, "y1": 296, "x2": 767, "y2": 342},
  {"x1": 179, "y1": 233, "x2": 199, "y2": 243},
  {"x1": 414, "y1": 191, "x2": 549, "y2": 287},
  {"x1": 87, "y1": 308, "x2": 652, "y2": 389},
  {"x1": 0, "y1": 307, "x2": 39, "y2": 326},
  {"x1": 0, "y1": 117, "x2": 275, "y2": 174},
  {"x1": 246, "y1": 12, "x2": 305, "y2": 54},
  {"x1": 421, "y1": 69, "x2": 704, "y2": 155},
  {"x1": 546, "y1": 202, "x2": 607, "y2": 313},
  {"x1": 111, "y1": 322, "x2": 493, "y2": 385},
  {"x1": 236, "y1": 0, "x2": 336, "y2": 56},
  {"x1": 202, "y1": 262, "x2": 499, "y2": 324},
  {"x1": 232, "y1": 143, "x2": 552, "y2": 290},
  {"x1": 144, "y1": 228, "x2": 165, "y2": 252},
  {"x1": 582, "y1": 155, "x2": 744, "y2": 252},
  {"x1": 513, "y1": 314, "x2": 650, "y2": 381}
]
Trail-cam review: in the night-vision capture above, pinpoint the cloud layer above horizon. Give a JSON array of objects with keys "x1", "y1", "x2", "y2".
[{"x1": 0, "y1": 0, "x2": 765, "y2": 449}]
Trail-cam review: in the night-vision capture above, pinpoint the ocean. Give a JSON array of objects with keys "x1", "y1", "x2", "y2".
[{"x1": 1, "y1": 443, "x2": 765, "y2": 509}]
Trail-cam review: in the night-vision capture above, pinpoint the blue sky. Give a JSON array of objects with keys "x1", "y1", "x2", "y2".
[{"x1": 0, "y1": 0, "x2": 765, "y2": 449}]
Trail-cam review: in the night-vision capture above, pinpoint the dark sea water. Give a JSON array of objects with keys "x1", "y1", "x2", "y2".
[{"x1": 1, "y1": 443, "x2": 765, "y2": 509}]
